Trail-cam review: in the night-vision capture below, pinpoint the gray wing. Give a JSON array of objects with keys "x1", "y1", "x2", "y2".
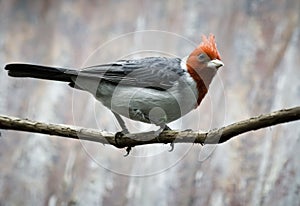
[{"x1": 78, "y1": 57, "x2": 186, "y2": 90}]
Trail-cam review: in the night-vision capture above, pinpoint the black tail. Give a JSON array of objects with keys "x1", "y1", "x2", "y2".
[{"x1": 5, "y1": 63, "x2": 78, "y2": 82}]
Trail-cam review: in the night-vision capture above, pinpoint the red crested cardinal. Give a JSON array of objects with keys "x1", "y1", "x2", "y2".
[{"x1": 5, "y1": 34, "x2": 223, "y2": 154}]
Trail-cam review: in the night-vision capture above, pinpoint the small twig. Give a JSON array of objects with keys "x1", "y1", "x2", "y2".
[{"x1": 0, "y1": 107, "x2": 299, "y2": 148}]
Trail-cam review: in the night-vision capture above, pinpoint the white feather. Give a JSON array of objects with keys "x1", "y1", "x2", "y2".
[{"x1": 92, "y1": 73, "x2": 198, "y2": 124}]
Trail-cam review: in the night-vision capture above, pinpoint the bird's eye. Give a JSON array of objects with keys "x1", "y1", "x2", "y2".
[{"x1": 198, "y1": 53, "x2": 206, "y2": 61}]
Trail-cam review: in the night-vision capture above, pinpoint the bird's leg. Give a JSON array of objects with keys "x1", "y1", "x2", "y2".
[
  {"x1": 112, "y1": 112, "x2": 131, "y2": 156},
  {"x1": 160, "y1": 124, "x2": 175, "y2": 151},
  {"x1": 154, "y1": 124, "x2": 171, "y2": 136},
  {"x1": 113, "y1": 111, "x2": 129, "y2": 134},
  {"x1": 153, "y1": 123, "x2": 175, "y2": 152},
  {"x1": 164, "y1": 125, "x2": 174, "y2": 152},
  {"x1": 132, "y1": 109, "x2": 174, "y2": 151},
  {"x1": 163, "y1": 125, "x2": 171, "y2": 131},
  {"x1": 145, "y1": 110, "x2": 175, "y2": 152}
]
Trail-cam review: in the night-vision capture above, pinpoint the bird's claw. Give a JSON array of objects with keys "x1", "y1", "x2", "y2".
[
  {"x1": 155, "y1": 125, "x2": 171, "y2": 142},
  {"x1": 115, "y1": 130, "x2": 132, "y2": 156},
  {"x1": 115, "y1": 131, "x2": 124, "y2": 139},
  {"x1": 166, "y1": 128, "x2": 192, "y2": 151},
  {"x1": 168, "y1": 142, "x2": 174, "y2": 152},
  {"x1": 114, "y1": 131, "x2": 125, "y2": 148},
  {"x1": 124, "y1": 147, "x2": 132, "y2": 157}
]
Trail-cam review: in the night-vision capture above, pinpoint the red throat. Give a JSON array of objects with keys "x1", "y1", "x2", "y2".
[
  {"x1": 187, "y1": 65, "x2": 208, "y2": 106},
  {"x1": 186, "y1": 34, "x2": 221, "y2": 106}
]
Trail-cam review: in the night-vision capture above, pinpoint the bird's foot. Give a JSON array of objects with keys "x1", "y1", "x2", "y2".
[
  {"x1": 154, "y1": 125, "x2": 175, "y2": 152},
  {"x1": 124, "y1": 147, "x2": 132, "y2": 157},
  {"x1": 163, "y1": 125, "x2": 171, "y2": 131},
  {"x1": 114, "y1": 129, "x2": 132, "y2": 157},
  {"x1": 114, "y1": 131, "x2": 125, "y2": 148},
  {"x1": 154, "y1": 124, "x2": 171, "y2": 137},
  {"x1": 168, "y1": 142, "x2": 174, "y2": 152},
  {"x1": 167, "y1": 128, "x2": 193, "y2": 151}
]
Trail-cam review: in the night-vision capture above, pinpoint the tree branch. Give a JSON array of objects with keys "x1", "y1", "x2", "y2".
[{"x1": 0, "y1": 107, "x2": 299, "y2": 148}]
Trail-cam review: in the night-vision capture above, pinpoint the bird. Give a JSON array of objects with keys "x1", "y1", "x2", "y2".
[{"x1": 4, "y1": 34, "x2": 224, "y2": 155}]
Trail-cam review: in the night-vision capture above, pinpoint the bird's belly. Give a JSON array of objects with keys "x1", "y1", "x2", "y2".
[{"x1": 95, "y1": 82, "x2": 198, "y2": 124}]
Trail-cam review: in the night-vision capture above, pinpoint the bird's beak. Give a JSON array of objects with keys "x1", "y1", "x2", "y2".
[{"x1": 207, "y1": 59, "x2": 224, "y2": 69}]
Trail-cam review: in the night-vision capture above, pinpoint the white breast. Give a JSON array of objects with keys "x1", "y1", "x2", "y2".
[{"x1": 94, "y1": 73, "x2": 198, "y2": 124}]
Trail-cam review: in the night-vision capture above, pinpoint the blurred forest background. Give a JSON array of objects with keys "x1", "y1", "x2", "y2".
[{"x1": 0, "y1": 0, "x2": 299, "y2": 205}]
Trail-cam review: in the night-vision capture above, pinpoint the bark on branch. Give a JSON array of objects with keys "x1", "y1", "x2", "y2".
[{"x1": 0, "y1": 106, "x2": 299, "y2": 149}]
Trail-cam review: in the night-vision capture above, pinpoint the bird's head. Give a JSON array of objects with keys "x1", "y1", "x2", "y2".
[{"x1": 186, "y1": 34, "x2": 224, "y2": 87}]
